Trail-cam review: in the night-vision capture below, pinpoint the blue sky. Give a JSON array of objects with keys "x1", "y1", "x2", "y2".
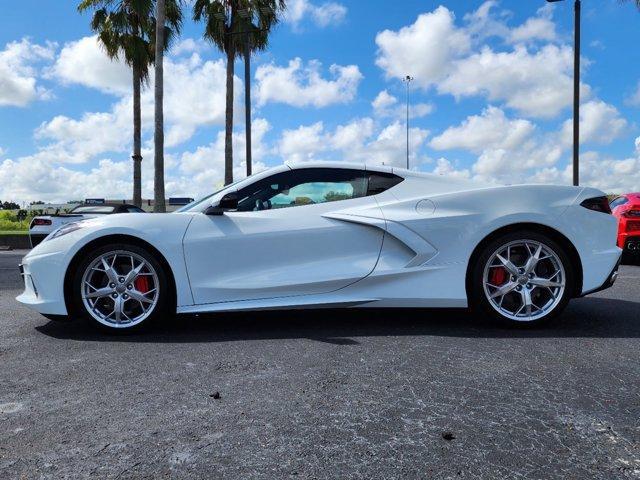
[{"x1": 1, "y1": 0, "x2": 639, "y2": 204}]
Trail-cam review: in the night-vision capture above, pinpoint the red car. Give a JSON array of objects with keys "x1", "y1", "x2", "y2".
[{"x1": 610, "y1": 193, "x2": 640, "y2": 262}]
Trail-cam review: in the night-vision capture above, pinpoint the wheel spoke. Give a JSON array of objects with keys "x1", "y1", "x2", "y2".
[
  {"x1": 489, "y1": 282, "x2": 517, "y2": 299},
  {"x1": 83, "y1": 286, "x2": 112, "y2": 300},
  {"x1": 113, "y1": 296, "x2": 123, "y2": 324},
  {"x1": 524, "y1": 244, "x2": 543, "y2": 274},
  {"x1": 520, "y1": 288, "x2": 534, "y2": 317},
  {"x1": 496, "y1": 254, "x2": 519, "y2": 276},
  {"x1": 530, "y1": 277, "x2": 563, "y2": 289},
  {"x1": 101, "y1": 257, "x2": 119, "y2": 284},
  {"x1": 124, "y1": 262, "x2": 145, "y2": 285},
  {"x1": 128, "y1": 289, "x2": 155, "y2": 305}
]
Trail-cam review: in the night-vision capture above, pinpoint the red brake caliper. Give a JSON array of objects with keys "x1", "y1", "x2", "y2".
[
  {"x1": 489, "y1": 267, "x2": 508, "y2": 286},
  {"x1": 134, "y1": 276, "x2": 150, "y2": 293}
]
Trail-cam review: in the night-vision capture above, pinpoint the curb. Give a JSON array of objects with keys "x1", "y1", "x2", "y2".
[{"x1": 0, "y1": 235, "x2": 31, "y2": 250}]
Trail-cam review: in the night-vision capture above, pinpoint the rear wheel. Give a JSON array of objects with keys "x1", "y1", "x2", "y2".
[
  {"x1": 470, "y1": 231, "x2": 575, "y2": 327},
  {"x1": 70, "y1": 244, "x2": 169, "y2": 332}
]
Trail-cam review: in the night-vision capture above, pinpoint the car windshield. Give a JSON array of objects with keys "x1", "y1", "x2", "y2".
[
  {"x1": 71, "y1": 206, "x2": 115, "y2": 214},
  {"x1": 175, "y1": 179, "x2": 244, "y2": 212}
]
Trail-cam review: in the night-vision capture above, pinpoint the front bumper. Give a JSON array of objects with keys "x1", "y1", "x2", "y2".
[{"x1": 16, "y1": 250, "x2": 69, "y2": 315}]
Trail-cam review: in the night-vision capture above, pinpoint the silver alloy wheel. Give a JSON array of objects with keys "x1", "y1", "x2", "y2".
[
  {"x1": 81, "y1": 250, "x2": 159, "y2": 328},
  {"x1": 482, "y1": 240, "x2": 566, "y2": 322}
]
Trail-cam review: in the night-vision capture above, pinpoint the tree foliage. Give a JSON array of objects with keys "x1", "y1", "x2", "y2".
[
  {"x1": 78, "y1": 0, "x2": 183, "y2": 80},
  {"x1": 193, "y1": 0, "x2": 286, "y2": 59}
]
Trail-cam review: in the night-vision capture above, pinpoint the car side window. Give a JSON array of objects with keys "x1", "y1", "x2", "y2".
[
  {"x1": 367, "y1": 172, "x2": 404, "y2": 195},
  {"x1": 236, "y1": 168, "x2": 368, "y2": 212}
]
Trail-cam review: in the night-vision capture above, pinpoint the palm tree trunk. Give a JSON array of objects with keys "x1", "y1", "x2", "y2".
[
  {"x1": 224, "y1": 41, "x2": 235, "y2": 186},
  {"x1": 153, "y1": 0, "x2": 166, "y2": 213},
  {"x1": 132, "y1": 63, "x2": 142, "y2": 208}
]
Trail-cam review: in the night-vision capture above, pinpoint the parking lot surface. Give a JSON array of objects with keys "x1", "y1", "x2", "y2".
[{"x1": 1, "y1": 249, "x2": 639, "y2": 479}]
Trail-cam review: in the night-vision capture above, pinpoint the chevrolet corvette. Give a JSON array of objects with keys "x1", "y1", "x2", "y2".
[{"x1": 17, "y1": 162, "x2": 622, "y2": 331}]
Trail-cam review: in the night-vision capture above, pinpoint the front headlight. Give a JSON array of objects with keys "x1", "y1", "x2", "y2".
[{"x1": 46, "y1": 222, "x2": 86, "y2": 241}]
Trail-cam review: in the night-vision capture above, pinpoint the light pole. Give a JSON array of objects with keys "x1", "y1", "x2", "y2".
[
  {"x1": 403, "y1": 75, "x2": 414, "y2": 170},
  {"x1": 547, "y1": 0, "x2": 581, "y2": 187}
]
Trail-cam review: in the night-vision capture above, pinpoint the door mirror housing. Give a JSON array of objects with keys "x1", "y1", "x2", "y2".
[{"x1": 205, "y1": 193, "x2": 239, "y2": 216}]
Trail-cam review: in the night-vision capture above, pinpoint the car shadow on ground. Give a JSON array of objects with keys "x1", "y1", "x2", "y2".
[{"x1": 35, "y1": 296, "x2": 640, "y2": 344}]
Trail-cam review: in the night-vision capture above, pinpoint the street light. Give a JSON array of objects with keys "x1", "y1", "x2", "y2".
[
  {"x1": 547, "y1": 0, "x2": 581, "y2": 187},
  {"x1": 403, "y1": 75, "x2": 414, "y2": 170}
]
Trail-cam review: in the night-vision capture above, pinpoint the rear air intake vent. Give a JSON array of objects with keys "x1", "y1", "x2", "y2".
[{"x1": 580, "y1": 196, "x2": 612, "y2": 215}]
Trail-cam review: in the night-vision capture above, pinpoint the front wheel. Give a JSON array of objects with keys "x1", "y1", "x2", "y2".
[
  {"x1": 70, "y1": 244, "x2": 170, "y2": 332},
  {"x1": 470, "y1": 231, "x2": 575, "y2": 327}
]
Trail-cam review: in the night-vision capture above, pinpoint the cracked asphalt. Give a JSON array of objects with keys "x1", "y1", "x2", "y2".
[{"x1": 1, "y1": 249, "x2": 639, "y2": 479}]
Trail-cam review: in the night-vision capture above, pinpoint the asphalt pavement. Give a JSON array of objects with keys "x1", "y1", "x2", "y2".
[{"x1": 1, "y1": 249, "x2": 639, "y2": 479}]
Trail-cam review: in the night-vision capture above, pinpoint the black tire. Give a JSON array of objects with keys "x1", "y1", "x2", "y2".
[
  {"x1": 469, "y1": 230, "x2": 575, "y2": 328},
  {"x1": 69, "y1": 243, "x2": 171, "y2": 333}
]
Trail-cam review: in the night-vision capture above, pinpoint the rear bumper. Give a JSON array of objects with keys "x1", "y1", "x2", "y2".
[
  {"x1": 581, "y1": 257, "x2": 621, "y2": 297},
  {"x1": 623, "y1": 236, "x2": 640, "y2": 255}
]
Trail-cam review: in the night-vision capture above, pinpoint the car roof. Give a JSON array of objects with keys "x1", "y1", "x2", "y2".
[{"x1": 285, "y1": 161, "x2": 395, "y2": 175}]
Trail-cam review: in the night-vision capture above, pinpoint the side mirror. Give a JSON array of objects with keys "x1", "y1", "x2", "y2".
[{"x1": 205, "y1": 192, "x2": 239, "y2": 216}]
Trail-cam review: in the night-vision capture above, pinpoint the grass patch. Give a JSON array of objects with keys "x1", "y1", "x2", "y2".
[{"x1": 0, "y1": 231, "x2": 28, "y2": 236}]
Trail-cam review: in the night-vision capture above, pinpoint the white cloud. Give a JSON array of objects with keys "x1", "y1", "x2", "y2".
[
  {"x1": 375, "y1": 6, "x2": 471, "y2": 87},
  {"x1": 440, "y1": 45, "x2": 585, "y2": 119},
  {"x1": 432, "y1": 158, "x2": 471, "y2": 180},
  {"x1": 255, "y1": 58, "x2": 362, "y2": 108},
  {"x1": 428, "y1": 106, "x2": 563, "y2": 182},
  {"x1": 529, "y1": 151, "x2": 640, "y2": 193},
  {"x1": 430, "y1": 106, "x2": 535, "y2": 154},
  {"x1": 0, "y1": 156, "x2": 134, "y2": 203},
  {"x1": 277, "y1": 118, "x2": 429, "y2": 168},
  {"x1": 285, "y1": 0, "x2": 347, "y2": 29},
  {"x1": 627, "y1": 81, "x2": 640, "y2": 107},
  {"x1": 371, "y1": 90, "x2": 433, "y2": 119},
  {"x1": 49, "y1": 36, "x2": 131, "y2": 95},
  {"x1": 0, "y1": 38, "x2": 55, "y2": 107},
  {"x1": 45, "y1": 38, "x2": 235, "y2": 155},
  {"x1": 278, "y1": 122, "x2": 326, "y2": 163},
  {"x1": 35, "y1": 103, "x2": 131, "y2": 163},
  {"x1": 508, "y1": 5, "x2": 557, "y2": 44},
  {"x1": 561, "y1": 100, "x2": 627, "y2": 146},
  {"x1": 0, "y1": 121, "x2": 271, "y2": 203},
  {"x1": 375, "y1": 4, "x2": 585, "y2": 119}
]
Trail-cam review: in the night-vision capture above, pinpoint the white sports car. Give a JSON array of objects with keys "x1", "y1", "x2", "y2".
[{"x1": 17, "y1": 162, "x2": 621, "y2": 331}]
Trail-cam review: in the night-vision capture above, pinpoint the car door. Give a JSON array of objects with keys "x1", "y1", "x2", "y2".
[{"x1": 183, "y1": 167, "x2": 386, "y2": 305}]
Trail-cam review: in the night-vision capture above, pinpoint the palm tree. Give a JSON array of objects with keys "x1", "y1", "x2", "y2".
[
  {"x1": 193, "y1": 0, "x2": 285, "y2": 185},
  {"x1": 78, "y1": 0, "x2": 181, "y2": 210}
]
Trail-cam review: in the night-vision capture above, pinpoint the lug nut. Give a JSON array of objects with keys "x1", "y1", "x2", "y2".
[
  {"x1": 122, "y1": 294, "x2": 129, "y2": 300},
  {"x1": 526, "y1": 283, "x2": 532, "y2": 289},
  {"x1": 111, "y1": 293, "x2": 118, "y2": 298},
  {"x1": 127, "y1": 284, "x2": 133, "y2": 290},
  {"x1": 109, "y1": 283, "x2": 115, "y2": 288},
  {"x1": 516, "y1": 285, "x2": 523, "y2": 291},
  {"x1": 118, "y1": 277, "x2": 125, "y2": 283},
  {"x1": 518, "y1": 268, "x2": 525, "y2": 274}
]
